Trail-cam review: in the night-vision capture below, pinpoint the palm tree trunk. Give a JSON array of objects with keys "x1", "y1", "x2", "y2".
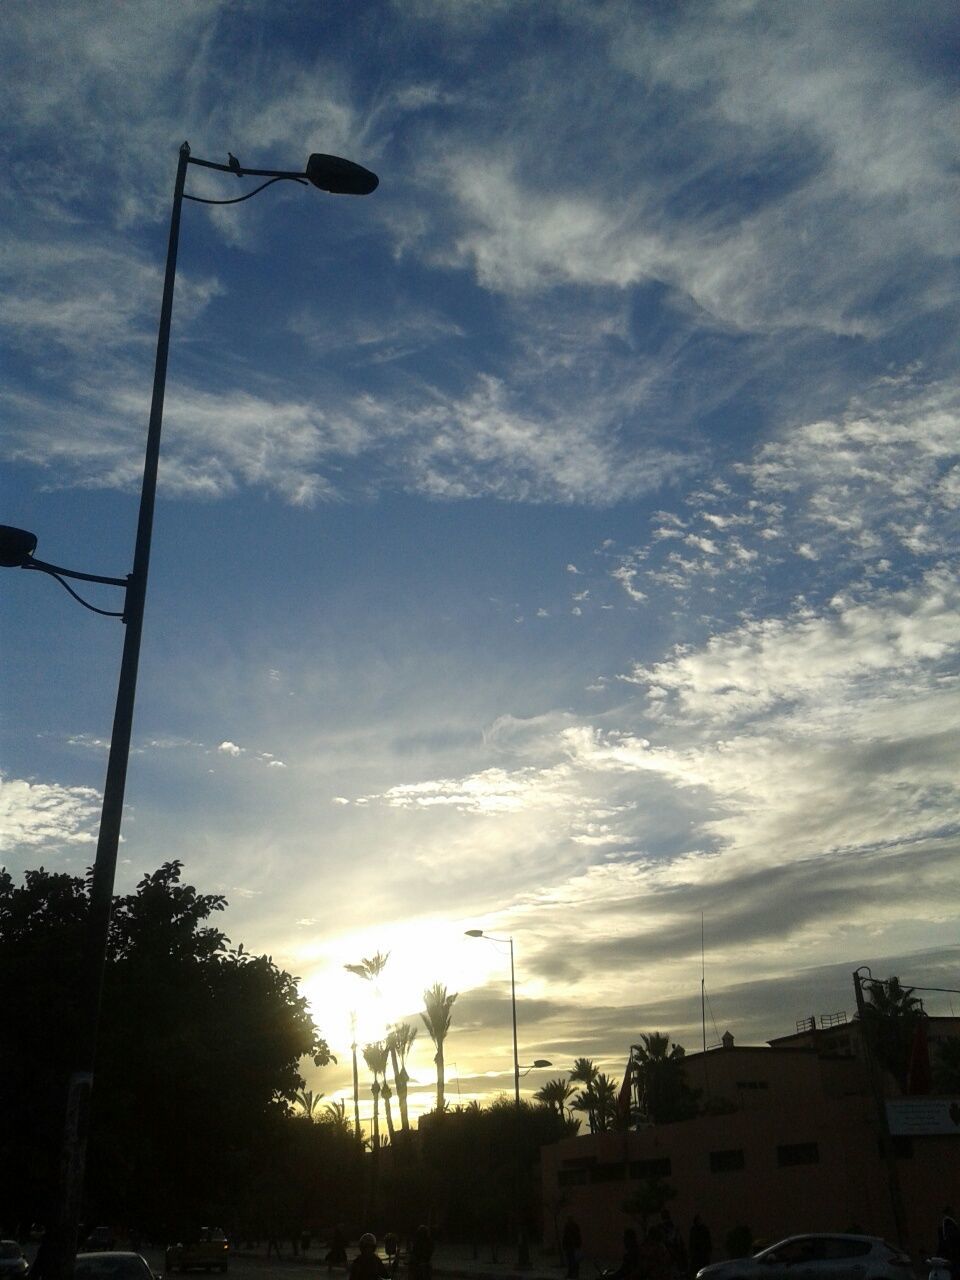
[
  {"x1": 371, "y1": 1080, "x2": 381, "y2": 1147},
  {"x1": 351, "y1": 1020, "x2": 362, "y2": 1144},
  {"x1": 389, "y1": 1042, "x2": 410, "y2": 1132},
  {"x1": 381, "y1": 1083, "x2": 397, "y2": 1145},
  {"x1": 436, "y1": 1046, "x2": 445, "y2": 1114}
]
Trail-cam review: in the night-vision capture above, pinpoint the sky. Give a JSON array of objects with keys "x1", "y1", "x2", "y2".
[{"x1": 2, "y1": 0, "x2": 960, "y2": 1128}]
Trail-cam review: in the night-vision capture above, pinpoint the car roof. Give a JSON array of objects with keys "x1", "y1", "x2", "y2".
[
  {"x1": 77, "y1": 1254, "x2": 146, "y2": 1261},
  {"x1": 768, "y1": 1236, "x2": 885, "y2": 1247}
]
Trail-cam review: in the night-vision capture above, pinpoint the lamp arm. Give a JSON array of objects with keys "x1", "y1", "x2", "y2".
[
  {"x1": 184, "y1": 176, "x2": 307, "y2": 206},
  {"x1": 24, "y1": 556, "x2": 128, "y2": 588},
  {"x1": 22, "y1": 563, "x2": 126, "y2": 618},
  {"x1": 187, "y1": 155, "x2": 307, "y2": 180}
]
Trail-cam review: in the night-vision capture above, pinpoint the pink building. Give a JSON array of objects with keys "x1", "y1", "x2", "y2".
[{"x1": 540, "y1": 1018, "x2": 960, "y2": 1265}]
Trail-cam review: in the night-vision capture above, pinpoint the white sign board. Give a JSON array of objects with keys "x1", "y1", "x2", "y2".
[{"x1": 886, "y1": 1098, "x2": 960, "y2": 1136}]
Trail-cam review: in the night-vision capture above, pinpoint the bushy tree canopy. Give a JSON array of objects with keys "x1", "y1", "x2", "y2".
[{"x1": 0, "y1": 861, "x2": 332, "y2": 1235}]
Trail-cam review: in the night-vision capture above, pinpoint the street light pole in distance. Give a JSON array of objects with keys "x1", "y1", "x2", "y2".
[
  {"x1": 465, "y1": 929, "x2": 552, "y2": 1268},
  {"x1": 0, "y1": 141, "x2": 378, "y2": 1280}
]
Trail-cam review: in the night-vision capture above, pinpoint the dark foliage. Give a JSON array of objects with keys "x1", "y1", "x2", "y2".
[{"x1": 0, "y1": 861, "x2": 331, "y2": 1237}]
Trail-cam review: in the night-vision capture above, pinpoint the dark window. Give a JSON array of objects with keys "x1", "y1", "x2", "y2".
[
  {"x1": 822, "y1": 1240, "x2": 872, "y2": 1260},
  {"x1": 709, "y1": 1148, "x2": 745, "y2": 1173},
  {"x1": 558, "y1": 1168, "x2": 588, "y2": 1187},
  {"x1": 589, "y1": 1163, "x2": 626, "y2": 1183},
  {"x1": 777, "y1": 1142, "x2": 820, "y2": 1167},
  {"x1": 628, "y1": 1158, "x2": 672, "y2": 1179}
]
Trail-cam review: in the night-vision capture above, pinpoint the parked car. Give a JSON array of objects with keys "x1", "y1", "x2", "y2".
[
  {"x1": 0, "y1": 1242, "x2": 28, "y2": 1279},
  {"x1": 696, "y1": 1235, "x2": 915, "y2": 1280},
  {"x1": 74, "y1": 1252, "x2": 156, "y2": 1280},
  {"x1": 165, "y1": 1229, "x2": 229, "y2": 1273}
]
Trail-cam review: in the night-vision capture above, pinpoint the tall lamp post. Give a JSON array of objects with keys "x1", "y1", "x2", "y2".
[
  {"x1": 466, "y1": 929, "x2": 551, "y2": 1267},
  {"x1": 0, "y1": 141, "x2": 377, "y2": 1280}
]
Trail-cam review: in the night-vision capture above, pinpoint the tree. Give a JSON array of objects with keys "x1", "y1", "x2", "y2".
[
  {"x1": 387, "y1": 1021, "x2": 418, "y2": 1133},
  {"x1": 294, "y1": 1088, "x2": 323, "y2": 1119},
  {"x1": 534, "y1": 1077, "x2": 575, "y2": 1120},
  {"x1": 632, "y1": 1032, "x2": 700, "y2": 1124},
  {"x1": 573, "y1": 1072, "x2": 618, "y2": 1132},
  {"x1": 860, "y1": 975, "x2": 924, "y2": 1092},
  {"x1": 344, "y1": 950, "x2": 390, "y2": 1142},
  {"x1": 569, "y1": 1058, "x2": 600, "y2": 1132},
  {"x1": 362, "y1": 1041, "x2": 394, "y2": 1147},
  {"x1": 0, "y1": 861, "x2": 334, "y2": 1235},
  {"x1": 421, "y1": 983, "x2": 457, "y2": 1114}
]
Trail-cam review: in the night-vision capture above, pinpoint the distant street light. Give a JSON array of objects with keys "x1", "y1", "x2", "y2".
[
  {"x1": 1, "y1": 141, "x2": 377, "y2": 1280},
  {"x1": 466, "y1": 928, "x2": 551, "y2": 1267}
]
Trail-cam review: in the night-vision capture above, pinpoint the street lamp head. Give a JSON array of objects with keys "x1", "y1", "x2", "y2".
[
  {"x1": 305, "y1": 153, "x2": 379, "y2": 195},
  {"x1": 0, "y1": 525, "x2": 38, "y2": 567},
  {"x1": 465, "y1": 929, "x2": 484, "y2": 938},
  {"x1": 532, "y1": 1059, "x2": 552, "y2": 1069}
]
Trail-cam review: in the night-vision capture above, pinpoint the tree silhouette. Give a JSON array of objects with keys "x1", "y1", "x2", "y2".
[
  {"x1": 570, "y1": 1058, "x2": 600, "y2": 1132},
  {"x1": 860, "y1": 975, "x2": 924, "y2": 1092},
  {"x1": 421, "y1": 983, "x2": 457, "y2": 1115},
  {"x1": 387, "y1": 1021, "x2": 418, "y2": 1133},
  {"x1": 586, "y1": 1072, "x2": 618, "y2": 1132},
  {"x1": 294, "y1": 1088, "x2": 323, "y2": 1119},
  {"x1": 535, "y1": 1077, "x2": 575, "y2": 1120},
  {"x1": 363, "y1": 1041, "x2": 394, "y2": 1146},
  {"x1": 0, "y1": 861, "x2": 333, "y2": 1234},
  {"x1": 345, "y1": 950, "x2": 390, "y2": 1142},
  {"x1": 632, "y1": 1032, "x2": 699, "y2": 1123}
]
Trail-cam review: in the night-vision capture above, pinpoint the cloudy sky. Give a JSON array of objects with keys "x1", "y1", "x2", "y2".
[{"x1": 3, "y1": 0, "x2": 960, "y2": 1125}]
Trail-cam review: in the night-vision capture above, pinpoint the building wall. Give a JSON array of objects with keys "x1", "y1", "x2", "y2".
[{"x1": 541, "y1": 1062, "x2": 960, "y2": 1264}]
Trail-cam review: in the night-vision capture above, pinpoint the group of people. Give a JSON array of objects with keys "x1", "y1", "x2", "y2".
[
  {"x1": 563, "y1": 1210, "x2": 712, "y2": 1280},
  {"x1": 325, "y1": 1226, "x2": 433, "y2": 1280}
]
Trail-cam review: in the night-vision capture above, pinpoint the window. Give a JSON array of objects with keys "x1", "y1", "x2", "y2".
[
  {"x1": 558, "y1": 1168, "x2": 588, "y2": 1187},
  {"x1": 589, "y1": 1163, "x2": 626, "y2": 1183},
  {"x1": 709, "y1": 1148, "x2": 745, "y2": 1173},
  {"x1": 822, "y1": 1240, "x2": 872, "y2": 1260},
  {"x1": 777, "y1": 1142, "x2": 820, "y2": 1167},
  {"x1": 629, "y1": 1157, "x2": 672, "y2": 1179},
  {"x1": 765, "y1": 1240, "x2": 824, "y2": 1266}
]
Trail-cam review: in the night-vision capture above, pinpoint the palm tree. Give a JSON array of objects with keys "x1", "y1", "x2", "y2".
[
  {"x1": 321, "y1": 1098, "x2": 352, "y2": 1134},
  {"x1": 363, "y1": 1041, "x2": 393, "y2": 1147},
  {"x1": 632, "y1": 1031, "x2": 698, "y2": 1123},
  {"x1": 570, "y1": 1058, "x2": 599, "y2": 1132},
  {"x1": 345, "y1": 951, "x2": 390, "y2": 1143},
  {"x1": 386, "y1": 1021, "x2": 418, "y2": 1132},
  {"x1": 535, "y1": 1077, "x2": 574, "y2": 1119},
  {"x1": 421, "y1": 982, "x2": 457, "y2": 1115},
  {"x1": 861, "y1": 975, "x2": 924, "y2": 1091},
  {"x1": 363, "y1": 1044, "x2": 391, "y2": 1146},
  {"x1": 571, "y1": 1071, "x2": 618, "y2": 1133},
  {"x1": 294, "y1": 1087, "x2": 323, "y2": 1119}
]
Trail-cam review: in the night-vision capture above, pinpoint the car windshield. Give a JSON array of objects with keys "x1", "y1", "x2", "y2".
[{"x1": 0, "y1": 1246, "x2": 23, "y2": 1260}]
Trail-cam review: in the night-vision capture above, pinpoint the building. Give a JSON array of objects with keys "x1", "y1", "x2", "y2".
[{"x1": 540, "y1": 1016, "x2": 960, "y2": 1263}]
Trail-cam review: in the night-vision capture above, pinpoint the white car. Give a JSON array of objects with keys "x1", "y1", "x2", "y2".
[
  {"x1": 0, "y1": 1242, "x2": 28, "y2": 1280},
  {"x1": 74, "y1": 1252, "x2": 157, "y2": 1280},
  {"x1": 697, "y1": 1235, "x2": 915, "y2": 1280}
]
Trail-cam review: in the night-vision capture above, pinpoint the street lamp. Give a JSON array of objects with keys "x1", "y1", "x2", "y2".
[
  {"x1": 2, "y1": 141, "x2": 377, "y2": 1280},
  {"x1": 466, "y1": 929, "x2": 551, "y2": 1267}
]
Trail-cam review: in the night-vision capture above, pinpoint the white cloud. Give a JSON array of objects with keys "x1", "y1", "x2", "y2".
[
  {"x1": 218, "y1": 741, "x2": 244, "y2": 757},
  {"x1": 0, "y1": 775, "x2": 101, "y2": 851}
]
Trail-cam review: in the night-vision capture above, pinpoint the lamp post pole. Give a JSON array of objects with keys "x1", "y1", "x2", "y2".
[
  {"x1": 467, "y1": 930, "x2": 550, "y2": 1269},
  {"x1": 1, "y1": 141, "x2": 378, "y2": 1280},
  {"x1": 53, "y1": 141, "x2": 191, "y2": 1280}
]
